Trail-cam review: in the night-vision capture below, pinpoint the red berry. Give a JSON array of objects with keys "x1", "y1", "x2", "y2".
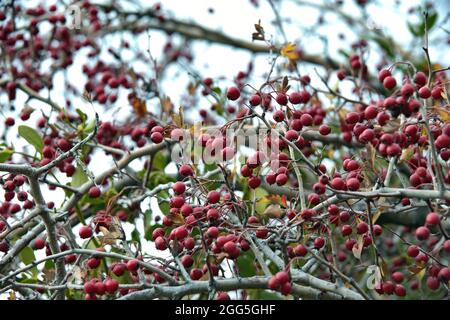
[
  {"x1": 285, "y1": 130, "x2": 299, "y2": 141},
  {"x1": 172, "y1": 181, "x2": 186, "y2": 195},
  {"x1": 444, "y1": 240, "x2": 450, "y2": 252},
  {"x1": 378, "y1": 69, "x2": 391, "y2": 82},
  {"x1": 273, "y1": 110, "x2": 285, "y2": 122},
  {"x1": 426, "y1": 277, "x2": 440, "y2": 290},
  {"x1": 330, "y1": 177, "x2": 345, "y2": 190},
  {"x1": 314, "y1": 237, "x2": 325, "y2": 249},
  {"x1": 438, "y1": 268, "x2": 450, "y2": 281},
  {"x1": 268, "y1": 277, "x2": 281, "y2": 290},
  {"x1": 425, "y1": 212, "x2": 440, "y2": 226},
  {"x1": 435, "y1": 135, "x2": 450, "y2": 150},
  {"x1": 249, "y1": 176, "x2": 261, "y2": 189},
  {"x1": 13, "y1": 175, "x2": 26, "y2": 186},
  {"x1": 217, "y1": 292, "x2": 230, "y2": 300},
  {"x1": 155, "y1": 237, "x2": 167, "y2": 250},
  {"x1": 126, "y1": 259, "x2": 139, "y2": 271},
  {"x1": 79, "y1": 225, "x2": 93, "y2": 239},
  {"x1": 358, "y1": 128, "x2": 375, "y2": 143},
  {"x1": 414, "y1": 72, "x2": 427, "y2": 87},
  {"x1": 57, "y1": 139, "x2": 71, "y2": 152},
  {"x1": 33, "y1": 238, "x2": 46, "y2": 250},
  {"x1": 276, "y1": 173, "x2": 288, "y2": 186},
  {"x1": 190, "y1": 268, "x2": 203, "y2": 280},
  {"x1": 84, "y1": 281, "x2": 96, "y2": 294},
  {"x1": 431, "y1": 86, "x2": 442, "y2": 100},
  {"x1": 382, "y1": 281, "x2": 395, "y2": 295},
  {"x1": 288, "y1": 92, "x2": 302, "y2": 104},
  {"x1": 319, "y1": 124, "x2": 331, "y2": 136},
  {"x1": 300, "y1": 114, "x2": 313, "y2": 126},
  {"x1": 179, "y1": 164, "x2": 193, "y2": 176},
  {"x1": 386, "y1": 143, "x2": 401, "y2": 156},
  {"x1": 346, "y1": 178, "x2": 360, "y2": 191},
  {"x1": 105, "y1": 279, "x2": 119, "y2": 293},
  {"x1": 415, "y1": 226, "x2": 430, "y2": 240},
  {"x1": 407, "y1": 245, "x2": 420, "y2": 257},
  {"x1": 4, "y1": 117, "x2": 15, "y2": 127},
  {"x1": 418, "y1": 86, "x2": 431, "y2": 99},
  {"x1": 184, "y1": 237, "x2": 195, "y2": 250},
  {"x1": 401, "y1": 83, "x2": 414, "y2": 97},
  {"x1": 227, "y1": 87, "x2": 240, "y2": 101},
  {"x1": 392, "y1": 272, "x2": 404, "y2": 283},
  {"x1": 373, "y1": 224, "x2": 383, "y2": 236},
  {"x1": 356, "y1": 222, "x2": 369, "y2": 234},
  {"x1": 275, "y1": 92, "x2": 288, "y2": 105},
  {"x1": 341, "y1": 225, "x2": 352, "y2": 236},
  {"x1": 294, "y1": 244, "x2": 307, "y2": 256},
  {"x1": 207, "y1": 191, "x2": 220, "y2": 204},
  {"x1": 88, "y1": 186, "x2": 101, "y2": 198},
  {"x1": 249, "y1": 94, "x2": 261, "y2": 106},
  {"x1": 364, "y1": 105, "x2": 378, "y2": 120},
  {"x1": 3, "y1": 181, "x2": 15, "y2": 192},
  {"x1": 95, "y1": 282, "x2": 106, "y2": 295},
  {"x1": 275, "y1": 271, "x2": 289, "y2": 284},
  {"x1": 345, "y1": 112, "x2": 359, "y2": 124},
  {"x1": 151, "y1": 132, "x2": 163, "y2": 143},
  {"x1": 383, "y1": 76, "x2": 396, "y2": 90},
  {"x1": 337, "y1": 70, "x2": 346, "y2": 80}
]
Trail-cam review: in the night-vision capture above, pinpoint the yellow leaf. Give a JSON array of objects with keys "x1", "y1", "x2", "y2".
[
  {"x1": 280, "y1": 42, "x2": 300, "y2": 62},
  {"x1": 434, "y1": 105, "x2": 450, "y2": 122},
  {"x1": 172, "y1": 213, "x2": 185, "y2": 225},
  {"x1": 171, "y1": 106, "x2": 184, "y2": 128},
  {"x1": 399, "y1": 145, "x2": 415, "y2": 163},
  {"x1": 132, "y1": 97, "x2": 147, "y2": 117},
  {"x1": 161, "y1": 97, "x2": 173, "y2": 114}
]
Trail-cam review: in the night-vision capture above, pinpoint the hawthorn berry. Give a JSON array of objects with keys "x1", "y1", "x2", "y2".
[
  {"x1": 105, "y1": 279, "x2": 119, "y2": 294},
  {"x1": 226, "y1": 87, "x2": 240, "y2": 100},
  {"x1": 79, "y1": 225, "x2": 93, "y2": 239},
  {"x1": 425, "y1": 212, "x2": 440, "y2": 226},
  {"x1": 415, "y1": 226, "x2": 430, "y2": 240},
  {"x1": 88, "y1": 186, "x2": 101, "y2": 198},
  {"x1": 383, "y1": 76, "x2": 396, "y2": 89},
  {"x1": 314, "y1": 237, "x2": 325, "y2": 249}
]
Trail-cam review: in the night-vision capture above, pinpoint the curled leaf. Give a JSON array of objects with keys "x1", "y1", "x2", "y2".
[{"x1": 280, "y1": 42, "x2": 300, "y2": 63}]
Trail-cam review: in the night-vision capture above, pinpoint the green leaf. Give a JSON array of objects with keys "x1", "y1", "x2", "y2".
[
  {"x1": 143, "y1": 209, "x2": 153, "y2": 229},
  {"x1": 131, "y1": 227, "x2": 142, "y2": 246},
  {"x1": 407, "y1": 22, "x2": 421, "y2": 37},
  {"x1": 425, "y1": 11, "x2": 438, "y2": 32},
  {"x1": 84, "y1": 118, "x2": 96, "y2": 133},
  {"x1": 75, "y1": 108, "x2": 87, "y2": 123},
  {"x1": 236, "y1": 251, "x2": 257, "y2": 277},
  {"x1": 152, "y1": 152, "x2": 169, "y2": 171},
  {"x1": 71, "y1": 166, "x2": 88, "y2": 187},
  {"x1": 0, "y1": 148, "x2": 13, "y2": 163},
  {"x1": 20, "y1": 246, "x2": 38, "y2": 277},
  {"x1": 18, "y1": 125, "x2": 44, "y2": 154},
  {"x1": 407, "y1": 11, "x2": 438, "y2": 38},
  {"x1": 247, "y1": 289, "x2": 283, "y2": 300},
  {"x1": 20, "y1": 246, "x2": 36, "y2": 265},
  {"x1": 370, "y1": 36, "x2": 395, "y2": 58},
  {"x1": 44, "y1": 260, "x2": 55, "y2": 270},
  {"x1": 158, "y1": 202, "x2": 170, "y2": 216}
]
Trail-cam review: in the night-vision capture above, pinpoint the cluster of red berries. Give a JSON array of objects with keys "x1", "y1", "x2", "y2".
[
  {"x1": 268, "y1": 271, "x2": 292, "y2": 295},
  {"x1": 83, "y1": 278, "x2": 119, "y2": 300}
]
